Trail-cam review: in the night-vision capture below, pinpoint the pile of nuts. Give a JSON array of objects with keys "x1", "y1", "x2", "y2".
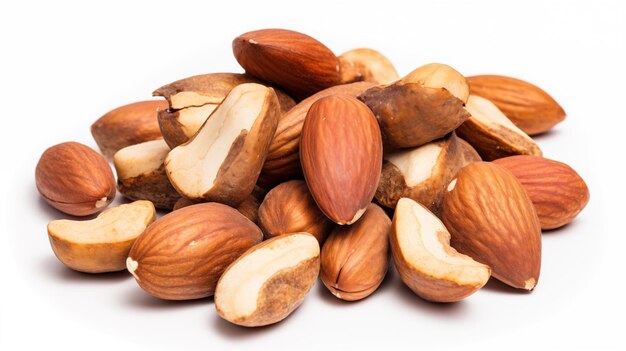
[{"x1": 35, "y1": 28, "x2": 590, "y2": 327}]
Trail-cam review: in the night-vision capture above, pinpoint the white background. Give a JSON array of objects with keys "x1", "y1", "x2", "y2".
[{"x1": 1, "y1": 1, "x2": 624, "y2": 350}]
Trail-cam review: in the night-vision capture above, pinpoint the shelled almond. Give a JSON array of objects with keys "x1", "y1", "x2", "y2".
[{"x1": 36, "y1": 27, "x2": 588, "y2": 329}]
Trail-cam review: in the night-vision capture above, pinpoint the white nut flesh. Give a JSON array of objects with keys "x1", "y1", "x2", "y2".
[
  {"x1": 399, "y1": 63, "x2": 469, "y2": 103},
  {"x1": 178, "y1": 104, "x2": 218, "y2": 138},
  {"x1": 465, "y1": 95, "x2": 535, "y2": 143},
  {"x1": 169, "y1": 91, "x2": 223, "y2": 110},
  {"x1": 386, "y1": 142, "x2": 443, "y2": 187},
  {"x1": 114, "y1": 139, "x2": 170, "y2": 179}
]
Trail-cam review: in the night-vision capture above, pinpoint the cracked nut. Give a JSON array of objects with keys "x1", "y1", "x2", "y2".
[
  {"x1": 215, "y1": 233, "x2": 320, "y2": 327},
  {"x1": 338, "y1": 48, "x2": 399, "y2": 85}
]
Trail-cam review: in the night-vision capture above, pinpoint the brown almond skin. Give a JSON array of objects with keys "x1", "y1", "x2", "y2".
[
  {"x1": 321, "y1": 204, "x2": 390, "y2": 301},
  {"x1": 493, "y1": 155, "x2": 590, "y2": 230},
  {"x1": 91, "y1": 100, "x2": 167, "y2": 158},
  {"x1": 258, "y1": 180, "x2": 333, "y2": 243},
  {"x1": 441, "y1": 162, "x2": 541, "y2": 290},
  {"x1": 300, "y1": 95, "x2": 383, "y2": 225},
  {"x1": 457, "y1": 137, "x2": 482, "y2": 166},
  {"x1": 259, "y1": 82, "x2": 376, "y2": 188},
  {"x1": 116, "y1": 164, "x2": 181, "y2": 210},
  {"x1": 172, "y1": 186, "x2": 266, "y2": 224},
  {"x1": 233, "y1": 28, "x2": 341, "y2": 100},
  {"x1": 36, "y1": 142, "x2": 116, "y2": 216},
  {"x1": 127, "y1": 203, "x2": 263, "y2": 300},
  {"x1": 467, "y1": 75, "x2": 565, "y2": 135},
  {"x1": 358, "y1": 83, "x2": 470, "y2": 149}
]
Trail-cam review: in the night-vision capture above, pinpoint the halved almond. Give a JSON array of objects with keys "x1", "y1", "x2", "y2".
[
  {"x1": 456, "y1": 95, "x2": 542, "y2": 160},
  {"x1": 338, "y1": 48, "x2": 399, "y2": 85},
  {"x1": 214, "y1": 233, "x2": 320, "y2": 327},
  {"x1": 399, "y1": 63, "x2": 470, "y2": 103},
  {"x1": 390, "y1": 198, "x2": 490, "y2": 302},
  {"x1": 47, "y1": 200, "x2": 156, "y2": 273},
  {"x1": 165, "y1": 83, "x2": 280, "y2": 206},
  {"x1": 157, "y1": 104, "x2": 218, "y2": 148}
]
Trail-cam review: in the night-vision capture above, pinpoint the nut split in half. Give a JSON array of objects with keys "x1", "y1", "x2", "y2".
[
  {"x1": 215, "y1": 233, "x2": 320, "y2": 327},
  {"x1": 48, "y1": 200, "x2": 156, "y2": 273},
  {"x1": 390, "y1": 198, "x2": 490, "y2": 302},
  {"x1": 165, "y1": 83, "x2": 280, "y2": 207},
  {"x1": 338, "y1": 48, "x2": 399, "y2": 85},
  {"x1": 113, "y1": 139, "x2": 180, "y2": 210},
  {"x1": 457, "y1": 95, "x2": 542, "y2": 161}
]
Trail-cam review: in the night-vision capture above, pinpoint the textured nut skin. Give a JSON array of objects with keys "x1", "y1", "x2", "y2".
[
  {"x1": 116, "y1": 164, "x2": 180, "y2": 210},
  {"x1": 36, "y1": 142, "x2": 116, "y2": 216},
  {"x1": 493, "y1": 155, "x2": 590, "y2": 230},
  {"x1": 259, "y1": 82, "x2": 376, "y2": 188},
  {"x1": 127, "y1": 203, "x2": 263, "y2": 300},
  {"x1": 232, "y1": 28, "x2": 341, "y2": 100},
  {"x1": 172, "y1": 187, "x2": 265, "y2": 224},
  {"x1": 91, "y1": 100, "x2": 167, "y2": 158},
  {"x1": 457, "y1": 137, "x2": 482, "y2": 166},
  {"x1": 441, "y1": 162, "x2": 541, "y2": 290},
  {"x1": 320, "y1": 203, "x2": 390, "y2": 301},
  {"x1": 358, "y1": 83, "x2": 470, "y2": 149},
  {"x1": 258, "y1": 180, "x2": 333, "y2": 243},
  {"x1": 300, "y1": 95, "x2": 383, "y2": 225},
  {"x1": 338, "y1": 48, "x2": 399, "y2": 85},
  {"x1": 467, "y1": 75, "x2": 565, "y2": 135}
]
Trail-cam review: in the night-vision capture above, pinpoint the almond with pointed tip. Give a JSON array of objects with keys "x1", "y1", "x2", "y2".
[
  {"x1": 441, "y1": 162, "x2": 542, "y2": 290},
  {"x1": 493, "y1": 155, "x2": 590, "y2": 230},
  {"x1": 391, "y1": 198, "x2": 491, "y2": 302},
  {"x1": 215, "y1": 233, "x2": 320, "y2": 327},
  {"x1": 320, "y1": 203, "x2": 390, "y2": 301},
  {"x1": 36, "y1": 142, "x2": 116, "y2": 216},
  {"x1": 300, "y1": 95, "x2": 382, "y2": 225},
  {"x1": 127, "y1": 203, "x2": 263, "y2": 300},
  {"x1": 457, "y1": 95, "x2": 542, "y2": 160},
  {"x1": 48, "y1": 201, "x2": 155, "y2": 273},
  {"x1": 233, "y1": 28, "x2": 341, "y2": 100},
  {"x1": 467, "y1": 75, "x2": 565, "y2": 135}
]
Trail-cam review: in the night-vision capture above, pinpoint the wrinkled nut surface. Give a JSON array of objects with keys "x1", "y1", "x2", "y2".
[
  {"x1": 215, "y1": 233, "x2": 320, "y2": 327},
  {"x1": 441, "y1": 162, "x2": 542, "y2": 290},
  {"x1": 338, "y1": 48, "x2": 399, "y2": 85},
  {"x1": 493, "y1": 155, "x2": 590, "y2": 230},
  {"x1": 233, "y1": 28, "x2": 340, "y2": 100},
  {"x1": 258, "y1": 180, "x2": 333, "y2": 243},
  {"x1": 376, "y1": 133, "x2": 463, "y2": 214},
  {"x1": 36, "y1": 142, "x2": 116, "y2": 216},
  {"x1": 113, "y1": 139, "x2": 180, "y2": 210},
  {"x1": 172, "y1": 186, "x2": 265, "y2": 224},
  {"x1": 91, "y1": 100, "x2": 167, "y2": 158},
  {"x1": 127, "y1": 203, "x2": 263, "y2": 300},
  {"x1": 358, "y1": 81, "x2": 470, "y2": 149},
  {"x1": 165, "y1": 83, "x2": 280, "y2": 206},
  {"x1": 457, "y1": 95, "x2": 542, "y2": 161},
  {"x1": 399, "y1": 63, "x2": 470, "y2": 104},
  {"x1": 320, "y1": 203, "x2": 390, "y2": 301},
  {"x1": 48, "y1": 201, "x2": 155, "y2": 273},
  {"x1": 300, "y1": 95, "x2": 383, "y2": 225},
  {"x1": 390, "y1": 198, "x2": 490, "y2": 302},
  {"x1": 154, "y1": 73, "x2": 295, "y2": 148},
  {"x1": 260, "y1": 82, "x2": 376, "y2": 187},
  {"x1": 467, "y1": 75, "x2": 565, "y2": 135}
]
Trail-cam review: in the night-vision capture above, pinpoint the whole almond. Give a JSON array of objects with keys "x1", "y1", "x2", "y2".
[
  {"x1": 493, "y1": 155, "x2": 590, "y2": 230},
  {"x1": 127, "y1": 203, "x2": 263, "y2": 300},
  {"x1": 441, "y1": 162, "x2": 542, "y2": 290},
  {"x1": 300, "y1": 95, "x2": 383, "y2": 225},
  {"x1": 36, "y1": 142, "x2": 116, "y2": 216},
  {"x1": 321, "y1": 203, "x2": 390, "y2": 301},
  {"x1": 233, "y1": 28, "x2": 341, "y2": 100},
  {"x1": 467, "y1": 75, "x2": 565, "y2": 135}
]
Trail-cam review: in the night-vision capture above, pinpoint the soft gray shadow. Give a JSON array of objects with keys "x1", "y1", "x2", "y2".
[
  {"x1": 541, "y1": 217, "x2": 584, "y2": 236},
  {"x1": 121, "y1": 285, "x2": 211, "y2": 310},
  {"x1": 211, "y1": 310, "x2": 282, "y2": 339},
  {"x1": 41, "y1": 255, "x2": 131, "y2": 283},
  {"x1": 530, "y1": 128, "x2": 561, "y2": 142},
  {"x1": 389, "y1": 275, "x2": 471, "y2": 317},
  {"x1": 481, "y1": 277, "x2": 534, "y2": 295}
]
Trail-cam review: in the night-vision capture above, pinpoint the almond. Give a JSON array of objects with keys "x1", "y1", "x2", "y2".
[
  {"x1": 165, "y1": 83, "x2": 280, "y2": 206},
  {"x1": 258, "y1": 180, "x2": 333, "y2": 243},
  {"x1": 338, "y1": 48, "x2": 399, "y2": 85},
  {"x1": 320, "y1": 203, "x2": 390, "y2": 301},
  {"x1": 215, "y1": 233, "x2": 320, "y2": 327},
  {"x1": 259, "y1": 82, "x2": 376, "y2": 188},
  {"x1": 36, "y1": 142, "x2": 116, "y2": 216},
  {"x1": 457, "y1": 137, "x2": 482, "y2": 166},
  {"x1": 493, "y1": 155, "x2": 590, "y2": 230},
  {"x1": 232, "y1": 28, "x2": 341, "y2": 100},
  {"x1": 457, "y1": 95, "x2": 542, "y2": 160},
  {"x1": 391, "y1": 198, "x2": 490, "y2": 302},
  {"x1": 47, "y1": 201, "x2": 155, "y2": 273},
  {"x1": 127, "y1": 203, "x2": 263, "y2": 300},
  {"x1": 300, "y1": 95, "x2": 383, "y2": 225},
  {"x1": 172, "y1": 186, "x2": 265, "y2": 224},
  {"x1": 467, "y1": 75, "x2": 565, "y2": 135},
  {"x1": 113, "y1": 139, "x2": 181, "y2": 210},
  {"x1": 91, "y1": 100, "x2": 167, "y2": 158},
  {"x1": 441, "y1": 162, "x2": 542, "y2": 290}
]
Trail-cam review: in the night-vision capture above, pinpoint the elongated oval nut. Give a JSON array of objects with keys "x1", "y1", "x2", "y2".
[
  {"x1": 391, "y1": 198, "x2": 490, "y2": 302},
  {"x1": 399, "y1": 63, "x2": 470, "y2": 103},
  {"x1": 338, "y1": 48, "x2": 399, "y2": 85},
  {"x1": 300, "y1": 95, "x2": 383, "y2": 224},
  {"x1": 215, "y1": 233, "x2": 320, "y2": 327}
]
